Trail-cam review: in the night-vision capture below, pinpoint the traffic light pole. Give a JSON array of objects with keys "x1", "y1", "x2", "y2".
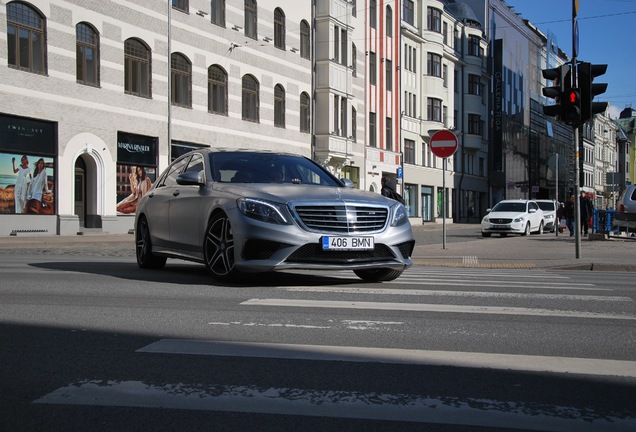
[{"x1": 572, "y1": 0, "x2": 581, "y2": 259}]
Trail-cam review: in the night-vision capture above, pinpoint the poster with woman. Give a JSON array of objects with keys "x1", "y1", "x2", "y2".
[
  {"x1": 116, "y1": 164, "x2": 155, "y2": 215},
  {"x1": 0, "y1": 152, "x2": 55, "y2": 214}
]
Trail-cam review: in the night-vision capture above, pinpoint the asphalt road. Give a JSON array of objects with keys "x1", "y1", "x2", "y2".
[{"x1": 1, "y1": 248, "x2": 635, "y2": 431}]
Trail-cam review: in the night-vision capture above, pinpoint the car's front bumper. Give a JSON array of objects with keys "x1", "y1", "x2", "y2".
[{"x1": 481, "y1": 221, "x2": 527, "y2": 235}]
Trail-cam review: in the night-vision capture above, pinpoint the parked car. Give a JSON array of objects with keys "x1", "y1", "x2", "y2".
[
  {"x1": 135, "y1": 149, "x2": 415, "y2": 282},
  {"x1": 612, "y1": 184, "x2": 636, "y2": 234},
  {"x1": 535, "y1": 199, "x2": 558, "y2": 233},
  {"x1": 481, "y1": 199, "x2": 545, "y2": 237}
]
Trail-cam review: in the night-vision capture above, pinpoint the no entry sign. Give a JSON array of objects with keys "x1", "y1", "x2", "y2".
[{"x1": 429, "y1": 130, "x2": 458, "y2": 158}]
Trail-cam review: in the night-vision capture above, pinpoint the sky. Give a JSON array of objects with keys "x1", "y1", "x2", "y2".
[{"x1": 504, "y1": 0, "x2": 636, "y2": 119}]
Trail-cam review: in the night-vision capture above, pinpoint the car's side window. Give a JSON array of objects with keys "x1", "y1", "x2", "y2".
[
  {"x1": 162, "y1": 157, "x2": 190, "y2": 187},
  {"x1": 184, "y1": 154, "x2": 204, "y2": 176}
]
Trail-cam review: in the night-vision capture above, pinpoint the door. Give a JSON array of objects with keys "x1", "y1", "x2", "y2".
[{"x1": 74, "y1": 159, "x2": 86, "y2": 226}]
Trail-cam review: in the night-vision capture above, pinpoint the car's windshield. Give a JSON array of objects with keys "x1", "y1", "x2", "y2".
[
  {"x1": 492, "y1": 202, "x2": 526, "y2": 212},
  {"x1": 210, "y1": 152, "x2": 340, "y2": 186},
  {"x1": 537, "y1": 202, "x2": 555, "y2": 211}
]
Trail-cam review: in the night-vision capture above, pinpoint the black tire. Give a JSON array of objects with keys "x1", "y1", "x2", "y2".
[
  {"x1": 522, "y1": 223, "x2": 531, "y2": 236},
  {"x1": 203, "y1": 212, "x2": 240, "y2": 282},
  {"x1": 136, "y1": 216, "x2": 167, "y2": 269},
  {"x1": 500, "y1": 233, "x2": 507, "y2": 237},
  {"x1": 537, "y1": 221, "x2": 544, "y2": 235},
  {"x1": 354, "y1": 268, "x2": 404, "y2": 282},
  {"x1": 482, "y1": 232, "x2": 491, "y2": 238}
]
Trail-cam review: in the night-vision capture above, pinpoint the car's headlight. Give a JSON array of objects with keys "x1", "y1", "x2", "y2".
[
  {"x1": 482, "y1": 217, "x2": 489, "y2": 223},
  {"x1": 545, "y1": 214, "x2": 554, "y2": 220},
  {"x1": 391, "y1": 203, "x2": 408, "y2": 227},
  {"x1": 238, "y1": 198, "x2": 291, "y2": 225},
  {"x1": 513, "y1": 216, "x2": 525, "y2": 223}
]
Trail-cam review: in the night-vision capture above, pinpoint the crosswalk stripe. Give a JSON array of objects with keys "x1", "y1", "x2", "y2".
[
  {"x1": 280, "y1": 286, "x2": 630, "y2": 302},
  {"x1": 33, "y1": 379, "x2": 635, "y2": 431},
  {"x1": 241, "y1": 298, "x2": 636, "y2": 320}
]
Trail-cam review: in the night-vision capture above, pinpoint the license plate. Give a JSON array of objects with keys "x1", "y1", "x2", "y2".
[
  {"x1": 493, "y1": 224, "x2": 508, "y2": 229},
  {"x1": 322, "y1": 236, "x2": 374, "y2": 251}
]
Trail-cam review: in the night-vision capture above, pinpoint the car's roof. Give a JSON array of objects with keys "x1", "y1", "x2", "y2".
[{"x1": 497, "y1": 199, "x2": 534, "y2": 203}]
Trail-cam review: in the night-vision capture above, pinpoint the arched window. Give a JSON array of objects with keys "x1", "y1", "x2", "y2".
[
  {"x1": 76, "y1": 22, "x2": 99, "y2": 86},
  {"x1": 300, "y1": 20, "x2": 310, "y2": 60},
  {"x1": 171, "y1": 53, "x2": 192, "y2": 107},
  {"x1": 386, "y1": 6, "x2": 392, "y2": 37},
  {"x1": 6, "y1": 2, "x2": 46, "y2": 74},
  {"x1": 244, "y1": 0, "x2": 257, "y2": 40},
  {"x1": 274, "y1": 8, "x2": 285, "y2": 50},
  {"x1": 124, "y1": 38, "x2": 151, "y2": 97},
  {"x1": 208, "y1": 65, "x2": 228, "y2": 115},
  {"x1": 300, "y1": 92, "x2": 310, "y2": 133},
  {"x1": 242, "y1": 75, "x2": 259, "y2": 122},
  {"x1": 274, "y1": 84, "x2": 285, "y2": 127}
]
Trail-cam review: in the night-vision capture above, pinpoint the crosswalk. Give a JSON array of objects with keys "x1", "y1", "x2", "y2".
[{"x1": 31, "y1": 266, "x2": 636, "y2": 431}]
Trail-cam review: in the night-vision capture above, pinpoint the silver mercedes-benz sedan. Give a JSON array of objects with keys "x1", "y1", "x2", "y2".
[{"x1": 135, "y1": 149, "x2": 415, "y2": 282}]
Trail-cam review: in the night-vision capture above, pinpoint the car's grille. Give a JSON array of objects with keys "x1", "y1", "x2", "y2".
[
  {"x1": 293, "y1": 204, "x2": 388, "y2": 234},
  {"x1": 490, "y1": 218, "x2": 512, "y2": 224},
  {"x1": 285, "y1": 244, "x2": 396, "y2": 264}
]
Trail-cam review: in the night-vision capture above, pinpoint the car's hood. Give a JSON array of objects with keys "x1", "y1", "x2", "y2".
[
  {"x1": 484, "y1": 211, "x2": 530, "y2": 219},
  {"x1": 213, "y1": 183, "x2": 396, "y2": 206}
]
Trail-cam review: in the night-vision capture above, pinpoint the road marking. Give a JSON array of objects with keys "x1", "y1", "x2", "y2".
[
  {"x1": 33, "y1": 379, "x2": 634, "y2": 432},
  {"x1": 280, "y1": 286, "x2": 627, "y2": 301},
  {"x1": 463, "y1": 256, "x2": 479, "y2": 264},
  {"x1": 241, "y1": 298, "x2": 636, "y2": 320},
  {"x1": 136, "y1": 339, "x2": 636, "y2": 377},
  {"x1": 207, "y1": 320, "x2": 404, "y2": 331}
]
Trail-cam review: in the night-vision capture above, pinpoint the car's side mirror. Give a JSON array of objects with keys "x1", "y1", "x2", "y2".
[
  {"x1": 486, "y1": 208, "x2": 491, "y2": 213},
  {"x1": 340, "y1": 178, "x2": 355, "y2": 188},
  {"x1": 177, "y1": 170, "x2": 205, "y2": 187},
  {"x1": 529, "y1": 208, "x2": 536, "y2": 214}
]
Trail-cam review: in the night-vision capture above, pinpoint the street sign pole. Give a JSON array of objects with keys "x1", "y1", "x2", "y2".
[{"x1": 429, "y1": 130, "x2": 459, "y2": 250}]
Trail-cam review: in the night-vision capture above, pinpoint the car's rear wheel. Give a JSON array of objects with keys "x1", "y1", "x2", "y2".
[
  {"x1": 354, "y1": 268, "x2": 403, "y2": 282},
  {"x1": 136, "y1": 216, "x2": 167, "y2": 269},
  {"x1": 203, "y1": 212, "x2": 240, "y2": 282},
  {"x1": 522, "y1": 222, "x2": 531, "y2": 236}
]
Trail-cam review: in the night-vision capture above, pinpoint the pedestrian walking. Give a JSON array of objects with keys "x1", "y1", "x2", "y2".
[
  {"x1": 580, "y1": 192, "x2": 594, "y2": 236},
  {"x1": 565, "y1": 194, "x2": 575, "y2": 236}
]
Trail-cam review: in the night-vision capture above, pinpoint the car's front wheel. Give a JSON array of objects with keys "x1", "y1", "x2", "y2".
[
  {"x1": 203, "y1": 212, "x2": 240, "y2": 282},
  {"x1": 482, "y1": 232, "x2": 491, "y2": 238},
  {"x1": 537, "y1": 221, "x2": 544, "y2": 235},
  {"x1": 136, "y1": 216, "x2": 167, "y2": 269},
  {"x1": 522, "y1": 222, "x2": 531, "y2": 236},
  {"x1": 354, "y1": 268, "x2": 404, "y2": 282}
]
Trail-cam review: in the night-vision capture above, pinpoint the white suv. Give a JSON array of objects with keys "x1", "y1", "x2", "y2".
[{"x1": 481, "y1": 199, "x2": 545, "y2": 237}]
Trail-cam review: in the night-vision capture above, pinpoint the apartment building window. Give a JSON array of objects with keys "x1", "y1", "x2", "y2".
[
  {"x1": 351, "y1": 0, "x2": 357, "y2": 17},
  {"x1": 427, "y1": 53, "x2": 441, "y2": 77},
  {"x1": 333, "y1": 96, "x2": 339, "y2": 135},
  {"x1": 340, "y1": 28, "x2": 347, "y2": 66},
  {"x1": 443, "y1": 106, "x2": 448, "y2": 127},
  {"x1": 403, "y1": 0, "x2": 414, "y2": 26},
  {"x1": 443, "y1": 22, "x2": 448, "y2": 45},
  {"x1": 352, "y1": 43, "x2": 357, "y2": 76},
  {"x1": 468, "y1": 114, "x2": 483, "y2": 136},
  {"x1": 427, "y1": 98, "x2": 442, "y2": 122},
  {"x1": 172, "y1": 0, "x2": 188, "y2": 12},
  {"x1": 208, "y1": 65, "x2": 228, "y2": 115},
  {"x1": 386, "y1": 6, "x2": 392, "y2": 37},
  {"x1": 171, "y1": 53, "x2": 191, "y2": 108},
  {"x1": 404, "y1": 139, "x2": 416, "y2": 164},
  {"x1": 386, "y1": 60, "x2": 392, "y2": 91},
  {"x1": 211, "y1": 0, "x2": 225, "y2": 26},
  {"x1": 427, "y1": 7, "x2": 442, "y2": 33},
  {"x1": 468, "y1": 74, "x2": 481, "y2": 95},
  {"x1": 274, "y1": 84, "x2": 285, "y2": 127},
  {"x1": 468, "y1": 35, "x2": 482, "y2": 57},
  {"x1": 386, "y1": 117, "x2": 392, "y2": 149},
  {"x1": 369, "y1": 113, "x2": 376, "y2": 147},
  {"x1": 300, "y1": 92, "x2": 310, "y2": 133},
  {"x1": 370, "y1": 0, "x2": 376, "y2": 29},
  {"x1": 479, "y1": 157, "x2": 484, "y2": 176},
  {"x1": 76, "y1": 23, "x2": 99, "y2": 86},
  {"x1": 334, "y1": 27, "x2": 339, "y2": 62},
  {"x1": 351, "y1": 107, "x2": 357, "y2": 141},
  {"x1": 274, "y1": 8, "x2": 285, "y2": 50},
  {"x1": 300, "y1": 20, "x2": 310, "y2": 60},
  {"x1": 404, "y1": 45, "x2": 416, "y2": 73},
  {"x1": 124, "y1": 38, "x2": 151, "y2": 97},
  {"x1": 442, "y1": 64, "x2": 448, "y2": 87},
  {"x1": 341, "y1": 97, "x2": 347, "y2": 137},
  {"x1": 7, "y1": 2, "x2": 46, "y2": 74},
  {"x1": 369, "y1": 52, "x2": 376, "y2": 85},
  {"x1": 242, "y1": 74, "x2": 259, "y2": 122},
  {"x1": 245, "y1": 0, "x2": 257, "y2": 40}
]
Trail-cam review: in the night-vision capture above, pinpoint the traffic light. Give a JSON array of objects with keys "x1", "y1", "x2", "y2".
[
  {"x1": 542, "y1": 65, "x2": 570, "y2": 120},
  {"x1": 578, "y1": 62, "x2": 608, "y2": 123},
  {"x1": 562, "y1": 88, "x2": 581, "y2": 125}
]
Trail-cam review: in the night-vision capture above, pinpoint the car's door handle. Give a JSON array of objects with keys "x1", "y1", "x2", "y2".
[{"x1": 173, "y1": 190, "x2": 180, "y2": 197}]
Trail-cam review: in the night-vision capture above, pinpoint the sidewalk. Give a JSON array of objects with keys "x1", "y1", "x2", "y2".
[{"x1": 0, "y1": 224, "x2": 633, "y2": 271}]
